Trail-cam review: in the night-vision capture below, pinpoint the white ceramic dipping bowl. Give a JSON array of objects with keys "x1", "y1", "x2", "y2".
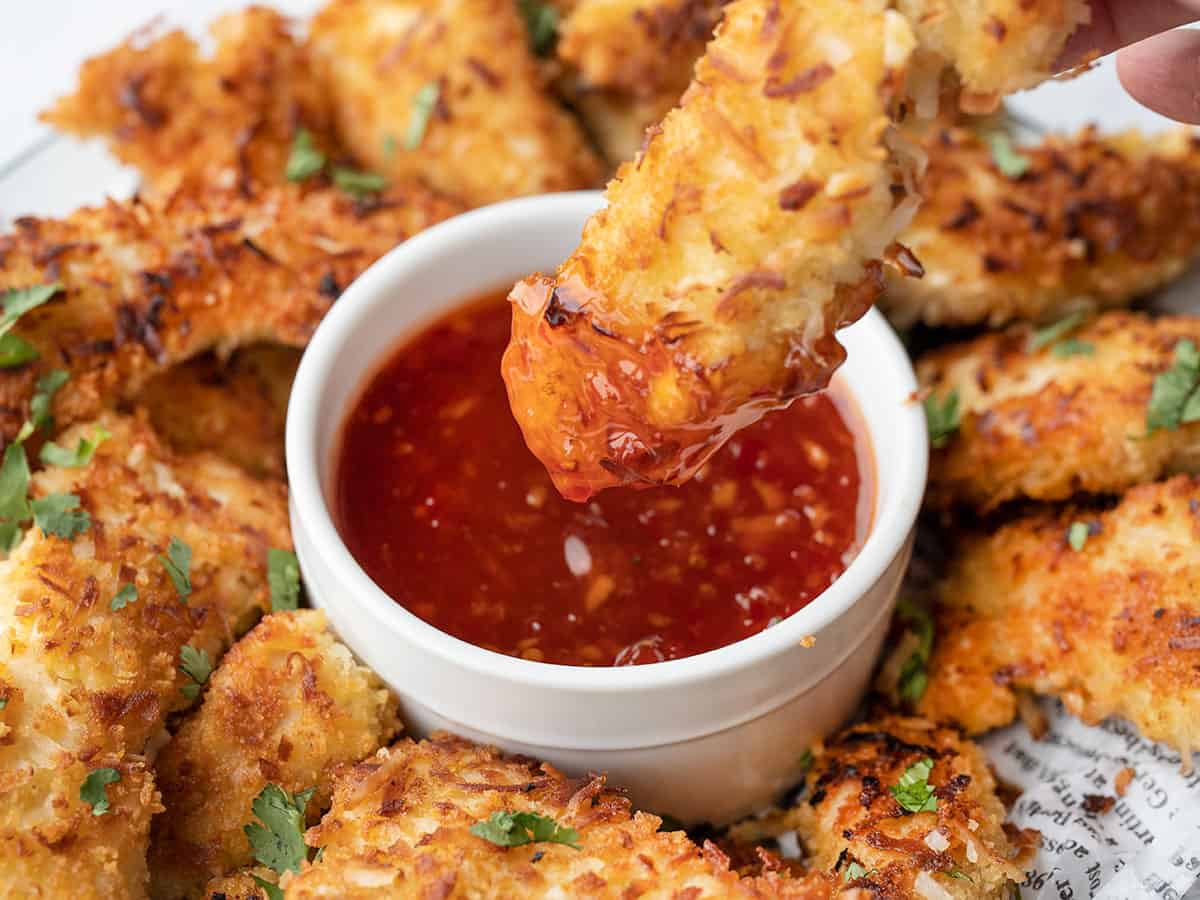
[{"x1": 287, "y1": 191, "x2": 928, "y2": 825}]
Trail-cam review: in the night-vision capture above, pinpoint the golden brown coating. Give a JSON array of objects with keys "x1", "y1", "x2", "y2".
[
  {"x1": 920, "y1": 312, "x2": 1200, "y2": 511},
  {"x1": 503, "y1": 0, "x2": 921, "y2": 500},
  {"x1": 149, "y1": 610, "x2": 399, "y2": 899},
  {"x1": 895, "y1": 0, "x2": 1089, "y2": 104},
  {"x1": 43, "y1": 7, "x2": 334, "y2": 195},
  {"x1": 0, "y1": 413, "x2": 290, "y2": 898},
  {"x1": 883, "y1": 128, "x2": 1200, "y2": 329},
  {"x1": 729, "y1": 716, "x2": 1030, "y2": 899},
  {"x1": 286, "y1": 733, "x2": 821, "y2": 898},
  {"x1": 0, "y1": 180, "x2": 462, "y2": 446},
  {"x1": 308, "y1": 0, "x2": 604, "y2": 206},
  {"x1": 918, "y1": 476, "x2": 1200, "y2": 756},
  {"x1": 205, "y1": 871, "x2": 275, "y2": 900},
  {"x1": 137, "y1": 344, "x2": 300, "y2": 480}
]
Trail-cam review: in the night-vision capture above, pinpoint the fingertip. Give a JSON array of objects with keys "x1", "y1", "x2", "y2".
[{"x1": 1117, "y1": 30, "x2": 1200, "y2": 125}]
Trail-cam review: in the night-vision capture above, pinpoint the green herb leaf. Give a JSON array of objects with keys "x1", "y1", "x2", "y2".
[
  {"x1": 1052, "y1": 338, "x2": 1095, "y2": 358},
  {"x1": 0, "y1": 441, "x2": 31, "y2": 552},
  {"x1": 30, "y1": 369, "x2": 69, "y2": 432},
  {"x1": 799, "y1": 747, "x2": 815, "y2": 773},
  {"x1": 245, "y1": 784, "x2": 316, "y2": 875},
  {"x1": 891, "y1": 758, "x2": 938, "y2": 813},
  {"x1": 1028, "y1": 311, "x2": 1085, "y2": 352},
  {"x1": 250, "y1": 876, "x2": 284, "y2": 900},
  {"x1": 286, "y1": 129, "x2": 326, "y2": 182},
  {"x1": 0, "y1": 283, "x2": 60, "y2": 338},
  {"x1": 179, "y1": 644, "x2": 212, "y2": 700},
  {"x1": 110, "y1": 583, "x2": 138, "y2": 611},
  {"x1": 948, "y1": 869, "x2": 974, "y2": 882},
  {"x1": 404, "y1": 82, "x2": 440, "y2": 151},
  {"x1": 844, "y1": 862, "x2": 872, "y2": 882},
  {"x1": 1067, "y1": 521, "x2": 1090, "y2": 551},
  {"x1": 0, "y1": 698, "x2": 8, "y2": 710},
  {"x1": 983, "y1": 131, "x2": 1031, "y2": 178},
  {"x1": 31, "y1": 493, "x2": 90, "y2": 540},
  {"x1": 80, "y1": 767, "x2": 121, "y2": 816},
  {"x1": 158, "y1": 536, "x2": 193, "y2": 603},
  {"x1": 268, "y1": 548, "x2": 301, "y2": 612},
  {"x1": 0, "y1": 333, "x2": 39, "y2": 368},
  {"x1": 517, "y1": 0, "x2": 559, "y2": 55},
  {"x1": 470, "y1": 811, "x2": 582, "y2": 850},
  {"x1": 896, "y1": 598, "x2": 935, "y2": 705},
  {"x1": 331, "y1": 165, "x2": 388, "y2": 200},
  {"x1": 1147, "y1": 339, "x2": 1200, "y2": 434},
  {"x1": 923, "y1": 390, "x2": 960, "y2": 449},
  {"x1": 39, "y1": 425, "x2": 111, "y2": 468}
]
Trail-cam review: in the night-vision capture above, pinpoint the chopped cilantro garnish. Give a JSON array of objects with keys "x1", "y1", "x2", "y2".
[
  {"x1": 1146, "y1": 339, "x2": 1200, "y2": 434},
  {"x1": 0, "y1": 334, "x2": 39, "y2": 368},
  {"x1": 844, "y1": 861, "x2": 872, "y2": 882},
  {"x1": 331, "y1": 165, "x2": 387, "y2": 200},
  {"x1": 80, "y1": 767, "x2": 121, "y2": 816},
  {"x1": 286, "y1": 129, "x2": 326, "y2": 182},
  {"x1": 268, "y1": 548, "x2": 301, "y2": 612},
  {"x1": 1028, "y1": 311, "x2": 1086, "y2": 352},
  {"x1": 891, "y1": 758, "x2": 938, "y2": 813},
  {"x1": 1052, "y1": 338, "x2": 1094, "y2": 358},
  {"x1": 158, "y1": 536, "x2": 193, "y2": 602},
  {"x1": 245, "y1": 784, "x2": 316, "y2": 875},
  {"x1": 0, "y1": 283, "x2": 61, "y2": 367},
  {"x1": 39, "y1": 425, "x2": 110, "y2": 468},
  {"x1": 0, "y1": 698, "x2": 8, "y2": 710},
  {"x1": 31, "y1": 493, "x2": 90, "y2": 540},
  {"x1": 983, "y1": 131, "x2": 1031, "y2": 178},
  {"x1": 110, "y1": 583, "x2": 138, "y2": 611},
  {"x1": 470, "y1": 811, "x2": 582, "y2": 850},
  {"x1": 0, "y1": 441, "x2": 31, "y2": 552},
  {"x1": 29, "y1": 369, "x2": 68, "y2": 433},
  {"x1": 518, "y1": 0, "x2": 559, "y2": 55},
  {"x1": 923, "y1": 390, "x2": 960, "y2": 449},
  {"x1": 799, "y1": 747, "x2": 815, "y2": 773},
  {"x1": 179, "y1": 644, "x2": 212, "y2": 700},
  {"x1": 250, "y1": 876, "x2": 284, "y2": 900},
  {"x1": 948, "y1": 869, "x2": 974, "y2": 882},
  {"x1": 404, "y1": 82, "x2": 440, "y2": 151},
  {"x1": 1067, "y1": 521, "x2": 1090, "y2": 551},
  {"x1": 895, "y1": 597, "x2": 934, "y2": 705}
]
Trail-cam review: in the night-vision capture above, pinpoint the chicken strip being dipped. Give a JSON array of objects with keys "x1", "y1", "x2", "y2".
[
  {"x1": 42, "y1": 7, "x2": 334, "y2": 196},
  {"x1": 883, "y1": 128, "x2": 1200, "y2": 329},
  {"x1": 0, "y1": 413, "x2": 291, "y2": 898},
  {"x1": 503, "y1": 0, "x2": 923, "y2": 501},
  {"x1": 149, "y1": 610, "x2": 399, "y2": 899},
  {"x1": 727, "y1": 716, "x2": 1032, "y2": 899},
  {"x1": 308, "y1": 0, "x2": 603, "y2": 206},
  {"x1": 918, "y1": 476, "x2": 1200, "y2": 756},
  {"x1": 0, "y1": 180, "x2": 461, "y2": 446}
]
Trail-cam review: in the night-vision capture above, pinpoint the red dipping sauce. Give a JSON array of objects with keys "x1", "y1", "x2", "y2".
[{"x1": 336, "y1": 292, "x2": 873, "y2": 667}]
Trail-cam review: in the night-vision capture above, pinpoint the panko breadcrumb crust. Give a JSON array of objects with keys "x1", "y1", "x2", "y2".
[
  {"x1": 308, "y1": 0, "x2": 604, "y2": 205},
  {"x1": 0, "y1": 180, "x2": 462, "y2": 446},
  {"x1": 149, "y1": 610, "x2": 399, "y2": 899},
  {"x1": 0, "y1": 413, "x2": 291, "y2": 899},
  {"x1": 919, "y1": 312, "x2": 1200, "y2": 511},
  {"x1": 919, "y1": 476, "x2": 1200, "y2": 757},
  {"x1": 884, "y1": 128, "x2": 1200, "y2": 329}
]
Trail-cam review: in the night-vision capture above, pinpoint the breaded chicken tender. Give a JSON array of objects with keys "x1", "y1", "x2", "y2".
[
  {"x1": 883, "y1": 128, "x2": 1200, "y2": 329},
  {"x1": 43, "y1": 7, "x2": 334, "y2": 195},
  {"x1": 205, "y1": 871, "x2": 276, "y2": 900},
  {"x1": 308, "y1": 0, "x2": 603, "y2": 206},
  {"x1": 0, "y1": 180, "x2": 461, "y2": 445},
  {"x1": 918, "y1": 476, "x2": 1200, "y2": 756},
  {"x1": 137, "y1": 345, "x2": 300, "y2": 479},
  {"x1": 0, "y1": 413, "x2": 290, "y2": 899},
  {"x1": 504, "y1": 0, "x2": 921, "y2": 500},
  {"x1": 149, "y1": 610, "x2": 399, "y2": 899},
  {"x1": 729, "y1": 716, "x2": 1031, "y2": 899},
  {"x1": 286, "y1": 733, "x2": 822, "y2": 898},
  {"x1": 896, "y1": 0, "x2": 1089, "y2": 104},
  {"x1": 920, "y1": 312, "x2": 1200, "y2": 510}
]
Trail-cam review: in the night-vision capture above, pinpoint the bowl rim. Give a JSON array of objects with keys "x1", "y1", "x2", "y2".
[{"x1": 286, "y1": 190, "x2": 928, "y2": 695}]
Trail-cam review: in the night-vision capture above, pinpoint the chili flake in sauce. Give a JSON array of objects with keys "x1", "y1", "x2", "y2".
[{"x1": 336, "y1": 292, "x2": 872, "y2": 666}]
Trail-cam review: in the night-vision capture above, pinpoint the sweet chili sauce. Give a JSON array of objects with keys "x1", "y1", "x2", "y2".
[{"x1": 335, "y1": 291, "x2": 873, "y2": 667}]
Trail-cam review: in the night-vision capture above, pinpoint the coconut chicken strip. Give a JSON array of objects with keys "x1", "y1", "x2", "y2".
[
  {"x1": 308, "y1": 0, "x2": 603, "y2": 206},
  {"x1": 918, "y1": 476, "x2": 1200, "y2": 756},
  {"x1": 0, "y1": 413, "x2": 291, "y2": 899},
  {"x1": 286, "y1": 733, "x2": 826, "y2": 898},
  {"x1": 728, "y1": 716, "x2": 1031, "y2": 899},
  {"x1": 920, "y1": 312, "x2": 1200, "y2": 511},
  {"x1": 883, "y1": 128, "x2": 1200, "y2": 329},
  {"x1": 149, "y1": 610, "x2": 399, "y2": 899},
  {"x1": 43, "y1": 7, "x2": 334, "y2": 196},
  {"x1": 0, "y1": 180, "x2": 461, "y2": 446},
  {"x1": 503, "y1": 0, "x2": 922, "y2": 500}
]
